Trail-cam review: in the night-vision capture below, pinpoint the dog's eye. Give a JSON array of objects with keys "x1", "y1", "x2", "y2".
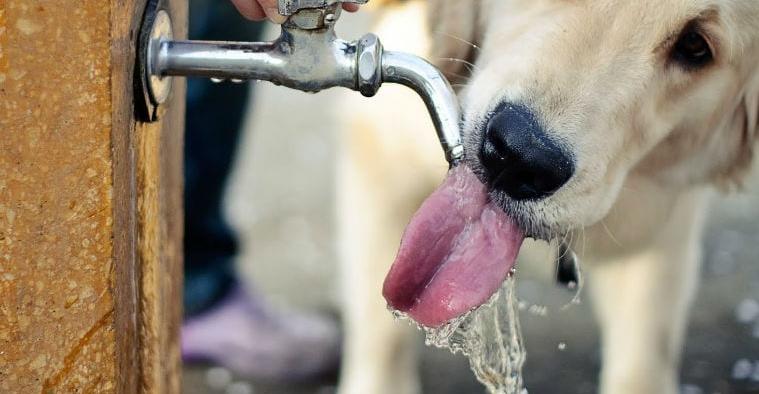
[{"x1": 671, "y1": 29, "x2": 713, "y2": 69}]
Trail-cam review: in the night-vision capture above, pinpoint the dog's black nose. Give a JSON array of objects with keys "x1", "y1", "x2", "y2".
[{"x1": 480, "y1": 104, "x2": 574, "y2": 200}]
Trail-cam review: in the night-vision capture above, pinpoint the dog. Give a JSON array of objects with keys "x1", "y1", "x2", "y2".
[{"x1": 333, "y1": 1, "x2": 759, "y2": 393}]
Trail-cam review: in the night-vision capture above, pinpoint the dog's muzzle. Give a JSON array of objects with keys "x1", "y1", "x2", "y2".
[{"x1": 480, "y1": 103, "x2": 575, "y2": 200}]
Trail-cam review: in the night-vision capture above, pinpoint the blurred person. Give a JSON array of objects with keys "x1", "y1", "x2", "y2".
[{"x1": 181, "y1": 0, "x2": 350, "y2": 381}]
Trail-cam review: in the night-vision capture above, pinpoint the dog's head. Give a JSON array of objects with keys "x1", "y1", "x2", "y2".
[{"x1": 430, "y1": 0, "x2": 759, "y2": 239}]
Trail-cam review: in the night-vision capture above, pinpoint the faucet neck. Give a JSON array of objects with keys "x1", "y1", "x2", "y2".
[{"x1": 283, "y1": 3, "x2": 342, "y2": 30}]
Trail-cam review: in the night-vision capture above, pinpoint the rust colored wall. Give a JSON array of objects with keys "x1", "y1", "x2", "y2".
[
  {"x1": 0, "y1": 0, "x2": 118, "y2": 392},
  {"x1": 0, "y1": 0, "x2": 186, "y2": 392}
]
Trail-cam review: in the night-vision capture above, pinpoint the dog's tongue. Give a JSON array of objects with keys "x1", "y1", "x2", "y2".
[{"x1": 383, "y1": 166, "x2": 524, "y2": 328}]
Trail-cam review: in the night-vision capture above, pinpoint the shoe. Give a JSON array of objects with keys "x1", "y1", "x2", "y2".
[{"x1": 182, "y1": 285, "x2": 341, "y2": 382}]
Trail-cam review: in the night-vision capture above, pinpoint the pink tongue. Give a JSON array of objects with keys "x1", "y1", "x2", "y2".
[{"x1": 383, "y1": 166, "x2": 524, "y2": 328}]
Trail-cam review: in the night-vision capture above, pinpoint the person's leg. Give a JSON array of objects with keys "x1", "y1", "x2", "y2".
[
  {"x1": 182, "y1": 0, "x2": 340, "y2": 381},
  {"x1": 183, "y1": 0, "x2": 261, "y2": 316},
  {"x1": 183, "y1": 284, "x2": 341, "y2": 381}
]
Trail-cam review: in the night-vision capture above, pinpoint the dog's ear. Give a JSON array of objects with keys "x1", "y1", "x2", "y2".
[{"x1": 427, "y1": 0, "x2": 483, "y2": 87}]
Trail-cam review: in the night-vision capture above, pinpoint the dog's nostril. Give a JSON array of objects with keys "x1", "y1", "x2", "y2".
[{"x1": 479, "y1": 104, "x2": 574, "y2": 200}]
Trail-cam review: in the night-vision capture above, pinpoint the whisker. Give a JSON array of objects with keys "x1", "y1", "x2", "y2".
[
  {"x1": 437, "y1": 57, "x2": 479, "y2": 73},
  {"x1": 557, "y1": 230, "x2": 573, "y2": 262},
  {"x1": 451, "y1": 58, "x2": 478, "y2": 68},
  {"x1": 432, "y1": 30, "x2": 481, "y2": 52},
  {"x1": 600, "y1": 220, "x2": 623, "y2": 247},
  {"x1": 444, "y1": 70, "x2": 473, "y2": 82},
  {"x1": 581, "y1": 226, "x2": 587, "y2": 261}
]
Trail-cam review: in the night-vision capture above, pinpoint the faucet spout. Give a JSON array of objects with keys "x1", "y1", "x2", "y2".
[{"x1": 381, "y1": 51, "x2": 463, "y2": 163}]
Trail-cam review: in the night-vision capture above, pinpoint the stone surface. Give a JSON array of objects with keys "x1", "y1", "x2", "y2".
[
  {"x1": 1, "y1": 1, "x2": 186, "y2": 392},
  {"x1": 0, "y1": 1, "x2": 117, "y2": 392}
]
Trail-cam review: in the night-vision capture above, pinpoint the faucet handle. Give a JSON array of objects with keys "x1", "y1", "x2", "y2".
[{"x1": 278, "y1": 0, "x2": 368, "y2": 16}]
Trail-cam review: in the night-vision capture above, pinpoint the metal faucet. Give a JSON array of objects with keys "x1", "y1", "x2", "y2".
[{"x1": 140, "y1": 0, "x2": 463, "y2": 164}]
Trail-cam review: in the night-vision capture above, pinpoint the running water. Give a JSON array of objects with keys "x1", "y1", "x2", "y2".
[
  {"x1": 394, "y1": 278, "x2": 526, "y2": 394},
  {"x1": 382, "y1": 166, "x2": 529, "y2": 393}
]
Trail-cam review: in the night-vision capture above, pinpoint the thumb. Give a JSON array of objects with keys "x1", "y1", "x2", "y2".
[{"x1": 257, "y1": 0, "x2": 288, "y2": 24}]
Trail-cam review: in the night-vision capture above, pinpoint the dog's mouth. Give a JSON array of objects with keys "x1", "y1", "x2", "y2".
[{"x1": 382, "y1": 165, "x2": 525, "y2": 328}]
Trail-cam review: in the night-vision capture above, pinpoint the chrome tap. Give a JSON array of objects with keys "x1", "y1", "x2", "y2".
[{"x1": 139, "y1": 0, "x2": 463, "y2": 164}]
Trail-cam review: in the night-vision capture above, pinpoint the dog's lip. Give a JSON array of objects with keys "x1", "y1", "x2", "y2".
[{"x1": 484, "y1": 189, "x2": 559, "y2": 241}]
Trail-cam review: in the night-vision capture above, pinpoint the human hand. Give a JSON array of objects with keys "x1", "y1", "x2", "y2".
[{"x1": 230, "y1": 0, "x2": 359, "y2": 24}]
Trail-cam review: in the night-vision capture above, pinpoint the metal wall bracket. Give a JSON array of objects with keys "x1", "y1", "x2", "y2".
[{"x1": 135, "y1": 0, "x2": 172, "y2": 122}]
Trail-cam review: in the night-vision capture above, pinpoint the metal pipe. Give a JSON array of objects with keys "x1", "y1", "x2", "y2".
[
  {"x1": 153, "y1": 27, "x2": 357, "y2": 93},
  {"x1": 382, "y1": 51, "x2": 463, "y2": 163},
  {"x1": 156, "y1": 40, "x2": 283, "y2": 81}
]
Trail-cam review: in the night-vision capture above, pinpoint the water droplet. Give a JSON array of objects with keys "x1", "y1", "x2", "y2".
[
  {"x1": 527, "y1": 304, "x2": 548, "y2": 317},
  {"x1": 732, "y1": 358, "x2": 753, "y2": 380},
  {"x1": 210, "y1": 77, "x2": 224, "y2": 84},
  {"x1": 390, "y1": 309, "x2": 407, "y2": 322},
  {"x1": 230, "y1": 78, "x2": 245, "y2": 84},
  {"x1": 205, "y1": 367, "x2": 232, "y2": 390},
  {"x1": 557, "y1": 342, "x2": 567, "y2": 351},
  {"x1": 735, "y1": 298, "x2": 759, "y2": 324}
]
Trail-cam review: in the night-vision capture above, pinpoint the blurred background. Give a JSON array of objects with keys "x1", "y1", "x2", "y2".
[{"x1": 180, "y1": 2, "x2": 759, "y2": 393}]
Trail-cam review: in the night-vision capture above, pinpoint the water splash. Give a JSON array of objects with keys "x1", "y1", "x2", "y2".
[
  {"x1": 394, "y1": 278, "x2": 526, "y2": 394},
  {"x1": 731, "y1": 358, "x2": 753, "y2": 380}
]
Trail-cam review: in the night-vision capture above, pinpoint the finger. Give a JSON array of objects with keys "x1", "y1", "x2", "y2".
[
  {"x1": 342, "y1": 3, "x2": 359, "y2": 12},
  {"x1": 230, "y1": 0, "x2": 267, "y2": 21},
  {"x1": 257, "y1": 0, "x2": 288, "y2": 23}
]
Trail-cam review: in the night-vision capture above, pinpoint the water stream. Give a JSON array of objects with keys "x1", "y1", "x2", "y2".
[{"x1": 395, "y1": 278, "x2": 527, "y2": 394}]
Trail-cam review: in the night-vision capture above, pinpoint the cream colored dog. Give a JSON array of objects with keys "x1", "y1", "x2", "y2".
[{"x1": 335, "y1": 1, "x2": 759, "y2": 393}]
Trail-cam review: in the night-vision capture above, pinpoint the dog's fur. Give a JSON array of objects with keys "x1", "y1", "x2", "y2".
[{"x1": 335, "y1": 1, "x2": 759, "y2": 393}]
